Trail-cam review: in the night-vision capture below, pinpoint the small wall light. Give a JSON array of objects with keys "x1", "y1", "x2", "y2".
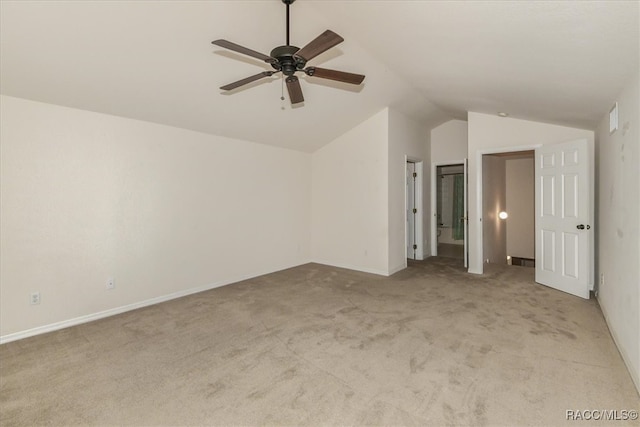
[{"x1": 499, "y1": 211, "x2": 508, "y2": 220}]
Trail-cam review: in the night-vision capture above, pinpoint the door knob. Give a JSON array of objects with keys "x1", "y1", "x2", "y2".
[{"x1": 577, "y1": 224, "x2": 585, "y2": 230}]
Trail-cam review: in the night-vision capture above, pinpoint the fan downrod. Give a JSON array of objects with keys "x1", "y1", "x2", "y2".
[{"x1": 273, "y1": 0, "x2": 303, "y2": 75}]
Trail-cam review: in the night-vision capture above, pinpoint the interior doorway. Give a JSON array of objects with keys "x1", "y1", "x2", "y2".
[
  {"x1": 481, "y1": 151, "x2": 535, "y2": 267},
  {"x1": 434, "y1": 163, "x2": 465, "y2": 260},
  {"x1": 475, "y1": 139, "x2": 593, "y2": 298}
]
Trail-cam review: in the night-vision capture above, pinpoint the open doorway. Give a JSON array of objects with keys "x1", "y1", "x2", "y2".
[
  {"x1": 435, "y1": 164, "x2": 465, "y2": 260},
  {"x1": 482, "y1": 151, "x2": 535, "y2": 267},
  {"x1": 475, "y1": 139, "x2": 593, "y2": 298}
]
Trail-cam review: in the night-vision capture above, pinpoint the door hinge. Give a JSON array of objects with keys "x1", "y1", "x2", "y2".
[
  {"x1": 413, "y1": 244, "x2": 417, "y2": 250},
  {"x1": 413, "y1": 172, "x2": 417, "y2": 178},
  {"x1": 412, "y1": 208, "x2": 417, "y2": 214}
]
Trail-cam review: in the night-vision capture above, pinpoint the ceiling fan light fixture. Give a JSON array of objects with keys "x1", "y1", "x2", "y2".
[{"x1": 211, "y1": 0, "x2": 365, "y2": 106}]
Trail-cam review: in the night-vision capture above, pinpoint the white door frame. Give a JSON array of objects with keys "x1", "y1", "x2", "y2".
[
  {"x1": 406, "y1": 161, "x2": 416, "y2": 260},
  {"x1": 430, "y1": 160, "x2": 467, "y2": 258},
  {"x1": 474, "y1": 145, "x2": 541, "y2": 274},
  {"x1": 405, "y1": 158, "x2": 424, "y2": 261},
  {"x1": 463, "y1": 159, "x2": 469, "y2": 268}
]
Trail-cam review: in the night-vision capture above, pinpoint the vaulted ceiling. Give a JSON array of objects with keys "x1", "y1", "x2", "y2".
[{"x1": 1, "y1": 1, "x2": 638, "y2": 152}]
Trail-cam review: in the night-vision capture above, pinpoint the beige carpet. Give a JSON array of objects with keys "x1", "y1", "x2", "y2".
[
  {"x1": 1, "y1": 257, "x2": 638, "y2": 426},
  {"x1": 437, "y1": 243, "x2": 465, "y2": 260}
]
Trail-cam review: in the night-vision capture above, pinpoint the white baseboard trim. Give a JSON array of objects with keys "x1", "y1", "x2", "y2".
[
  {"x1": 309, "y1": 259, "x2": 389, "y2": 277},
  {"x1": 597, "y1": 295, "x2": 640, "y2": 396},
  {"x1": 0, "y1": 261, "x2": 310, "y2": 345},
  {"x1": 388, "y1": 264, "x2": 407, "y2": 276}
]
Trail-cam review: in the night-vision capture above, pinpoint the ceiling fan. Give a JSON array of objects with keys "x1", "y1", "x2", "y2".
[{"x1": 211, "y1": 0, "x2": 365, "y2": 105}]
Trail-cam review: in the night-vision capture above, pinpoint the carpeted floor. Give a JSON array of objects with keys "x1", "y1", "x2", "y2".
[
  {"x1": 437, "y1": 243, "x2": 465, "y2": 260},
  {"x1": 1, "y1": 257, "x2": 638, "y2": 426}
]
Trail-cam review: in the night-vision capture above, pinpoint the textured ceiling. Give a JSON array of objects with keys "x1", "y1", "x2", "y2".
[{"x1": 1, "y1": 1, "x2": 638, "y2": 152}]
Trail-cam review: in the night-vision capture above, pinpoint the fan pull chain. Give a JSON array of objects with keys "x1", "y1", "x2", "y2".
[{"x1": 281, "y1": 75, "x2": 285, "y2": 101}]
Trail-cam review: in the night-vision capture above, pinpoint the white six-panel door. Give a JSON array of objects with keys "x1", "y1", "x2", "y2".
[{"x1": 535, "y1": 139, "x2": 592, "y2": 299}]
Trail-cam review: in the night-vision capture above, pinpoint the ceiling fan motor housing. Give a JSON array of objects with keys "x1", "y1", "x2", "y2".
[{"x1": 270, "y1": 45, "x2": 306, "y2": 76}]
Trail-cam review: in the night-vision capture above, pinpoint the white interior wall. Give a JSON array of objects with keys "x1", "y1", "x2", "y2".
[
  {"x1": 423, "y1": 130, "x2": 433, "y2": 257},
  {"x1": 0, "y1": 95, "x2": 312, "y2": 340},
  {"x1": 506, "y1": 157, "x2": 535, "y2": 259},
  {"x1": 467, "y1": 112, "x2": 594, "y2": 274},
  {"x1": 311, "y1": 108, "x2": 390, "y2": 275},
  {"x1": 431, "y1": 120, "x2": 468, "y2": 162},
  {"x1": 482, "y1": 155, "x2": 507, "y2": 264},
  {"x1": 595, "y1": 71, "x2": 640, "y2": 393},
  {"x1": 388, "y1": 108, "x2": 429, "y2": 272}
]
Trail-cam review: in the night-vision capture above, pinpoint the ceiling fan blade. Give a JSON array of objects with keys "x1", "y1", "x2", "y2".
[
  {"x1": 305, "y1": 67, "x2": 365, "y2": 85},
  {"x1": 286, "y1": 75, "x2": 304, "y2": 104},
  {"x1": 220, "y1": 71, "x2": 275, "y2": 91},
  {"x1": 294, "y1": 30, "x2": 344, "y2": 62},
  {"x1": 212, "y1": 39, "x2": 277, "y2": 64}
]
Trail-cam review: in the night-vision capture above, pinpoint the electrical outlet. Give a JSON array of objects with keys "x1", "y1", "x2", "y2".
[
  {"x1": 600, "y1": 273, "x2": 605, "y2": 286},
  {"x1": 106, "y1": 278, "x2": 115, "y2": 290},
  {"x1": 30, "y1": 292, "x2": 41, "y2": 305}
]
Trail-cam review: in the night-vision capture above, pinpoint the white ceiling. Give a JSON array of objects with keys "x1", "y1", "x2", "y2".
[{"x1": 1, "y1": 1, "x2": 638, "y2": 152}]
